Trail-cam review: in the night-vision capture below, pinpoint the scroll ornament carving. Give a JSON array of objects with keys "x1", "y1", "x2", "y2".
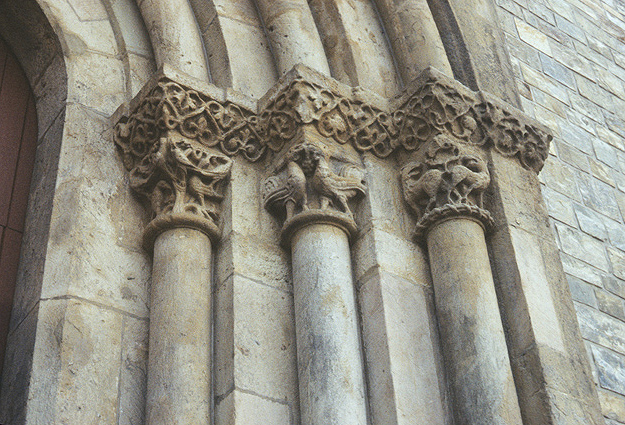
[
  {"x1": 260, "y1": 72, "x2": 551, "y2": 173},
  {"x1": 401, "y1": 135, "x2": 494, "y2": 238},
  {"x1": 263, "y1": 143, "x2": 366, "y2": 235},
  {"x1": 114, "y1": 68, "x2": 551, "y2": 173}
]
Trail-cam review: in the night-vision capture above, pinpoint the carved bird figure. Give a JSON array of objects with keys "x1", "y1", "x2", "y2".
[
  {"x1": 305, "y1": 145, "x2": 366, "y2": 216},
  {"x1": 401, "y1": 162, "x2": 445, "y2": 217},
  {"x1": 263, "y1": 160, "x2": 308, "y2": 221}
]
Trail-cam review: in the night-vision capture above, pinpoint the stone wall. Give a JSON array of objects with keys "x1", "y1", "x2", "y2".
[
  {"x1": 494, "y1": 0, "x2": 625, "y2": 423},
  {"x1": 0, "y1": 0, "x2": 620, "y2": 424}
]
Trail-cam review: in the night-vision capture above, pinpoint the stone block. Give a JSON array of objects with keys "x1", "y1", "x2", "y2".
[
  {"x1": 567, "y1": 274, "x2": 598, "y2": 308},
  {"x1": 599, "y1": 389, "x2": 625, "y2": 423},
  {"x1": 575, "y1": 302, "x2": 625, "y2": 355},
  {"x1": 215, "y1": 232, "x2": 291, "y2": 293},
  {"x1": 358, "y1": 153, "x2": 408, "y2": 236},
  {"x1": 558, "y1": 120, "x2": 595, "y2": 155},
  {"x1": 223, "y1": 160, "x2": 279, "y2": 242},
  {"x1": 609, "y1": 247, "x2": 625, "y2": 281},
  {"x1": 214, "y1": 274, "x2": 298, "y2": 411},
  {"x1": 128, "y1": 53, "x2": 157, "y2": 97},
  {"x1": 358, "y1": 270, "x2": 447, "y2": 425},
  {"x1": 574, "y1": 203, "x2": 608, "y2": 240},
  {"x1": 577, "y1": 73, "x2": 619, "y2": 109},
  {"x1": 605, "y1": 219, "x2": 625, "y2": 252},
  {"x1": 110, "y1": 0, "x2": 153, "y2": 57},
  {"x1": 0, "y1": 302, "x2": 38, "y2": 424},
  {"x1": 510, "y1": 226, "x2": 565, "y2": 352},
  {"x1": 590, "y1": 158, "x2": 616, "y2": 186},
  {"x1": 54, "y1": 2, "x2": 117, "y2": 55},
  {"x1": 66, "y1": 53, "x2": 126, "y2": 115},
  {"x1": 215, "y1": 389, "x2": 292, "y2": 425},
  {"x1": 118, "y1": 315, "x2": 149, "y2": 425},
  {"x1": 568, "y1": 91, "x2": 605, "y2": 124},
  {"x1": 577, "y1": 174, "x2": 622, "y2": 221},
  {"x1": 530, "y1": 85, "x2": 568, "y2": 117},
  {"x1": 352, "y1": 227, "x2": 431, "y2": 288},
  {"x1": 67, "y1": 0, "x2": 108, "y2": 21},
  {"x1": 555, "y1": 141, "x2": 589, "y2": 172},
  {"x1": 555, "y1": 222, "x2": 609, "y2": 271},
  {"x1": 33, "y1": 54, "x2": 67, "y2": 140},
  {"x1": 592, "y1": 344, "x2": 625, "y2": 395},
  {"x1": 214, "y1": 0, "x2": 262, "y2": 28},
  {"x1": 528, "y1": 2, "x2": 556, "y2": 25},
  {"x1": 219, "y1": 16, "x2": 277, "y2": 98},
  {"x1": 521, "y1": 62, "x2": 571, "y2": 104},
  {"x1": 540, "y1": 52, "x2": 577, "y2": 89},
  {"x1": 25, "y1": 299, "x2": 124, "y2": 424},
  {"x1": 542, "y1": 186, "x2": 577, "y2": 226},
  {"x1": 561, "y1": 253, "x2": 605, "y2": 287},
  {"x1": 549, "y1": 42, "x2": 597, "y2": 80},
  {"x1": 554, "y1": 14, "x2": 587, "y2": 42},
  {"x1": 41, "y1": 175, "x2": 151, "y2": 318},
  {"x1": 596, "y1": 289, "x2": 625, "y2": 320},
  {"x1": 9, "y1": 112, "x2": 64, "y2": 331},
  {"x1": 604, "y1": 275, "x2": 625, "y2": 299},
  {"x1": 605, "y1": 112, "x2": 625, "y2": 140},
  {"x1": 595, "y1": 138, "x2": 621, "y2": 169},
  {"x1": 515, "y1": 18, "x2": 553, "y2": 55},
  {"x1": 540, "y1": 158, "x2": 582, "y2": 200}
]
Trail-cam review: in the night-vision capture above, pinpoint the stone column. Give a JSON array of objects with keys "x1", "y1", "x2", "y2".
[
  {"x1": 401, "y1": 135, "x2": 523, "y2": 425},
  {"x1": 264, "y1": 142, "x2": 368, "y2": 425},
  {"x1": 115, "y1": 119, "x2": 233, "y2": 423},
  {"x1": 147, "y1": 227, "x2": 213, "y2": 424}
]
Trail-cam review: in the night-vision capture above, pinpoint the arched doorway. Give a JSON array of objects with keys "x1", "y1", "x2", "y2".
[{"x1": 0, "y1": 36, "x2": 37, "y2": 374}]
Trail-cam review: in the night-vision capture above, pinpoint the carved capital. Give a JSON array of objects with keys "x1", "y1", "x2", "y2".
[
  {"x1": 112, "y1": 66, "x2": 552, "y2": 246},
  {"x1": 114, "y1": 128, "x2": 232, "y2": 248},
  {"x1": 401, "y1": 135, "x2": 494, "y2": 238},
  {"x1": 263, "y1": 141, "x2": 366, "y2": 245},
  {"x1": 114, "y1": 65, "x2": 552, "y2": 171}
]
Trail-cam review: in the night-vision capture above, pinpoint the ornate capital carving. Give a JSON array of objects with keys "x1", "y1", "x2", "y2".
[
  {"x1": 401, "y1": 135, "x2": 494, "y2": 238},
  {"x1": 114, "y1": 65, "x2": 552, "y2": 171},
  {"x1": 263, "y1": 141, "x2": 366, "y2": 245},
  {"x1": 114, "y1": 128, "x2": 232, "y2": 247},
  {"x1": 113, "y1": 66, "x2": 552, "y2": 245}
]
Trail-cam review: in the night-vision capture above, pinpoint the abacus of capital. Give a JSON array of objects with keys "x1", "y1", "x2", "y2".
[{"x1": 113, "y1": 64, "x2": 551, "y2": 425}]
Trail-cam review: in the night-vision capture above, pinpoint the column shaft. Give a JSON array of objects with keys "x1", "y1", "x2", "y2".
[
  {"x1": 147, "y1": 228, "x2": 212, "y2": 425},
  {"x1": 291, "y1": 223, "x2": 367, "y2": 425},
  {"x1": 427, "y1": 218, "x2": 522, "y2": 425}
]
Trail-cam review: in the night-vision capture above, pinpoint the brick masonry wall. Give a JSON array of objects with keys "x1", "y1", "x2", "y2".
[{"x1": 494, "y1": 0, "x2": 625, "y2": 423}]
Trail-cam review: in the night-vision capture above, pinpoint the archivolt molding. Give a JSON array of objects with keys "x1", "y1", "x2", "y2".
[{"x1": 113, "y1": 64, "x2": 551, "y2": 242}]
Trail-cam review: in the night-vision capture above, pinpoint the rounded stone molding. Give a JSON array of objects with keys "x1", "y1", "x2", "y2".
[
  {"x1": 280, "y1": 208, "x2": 358, "y2": 248},
  {"x1": 143, "y1": 212, "x2": 221, "y2": 251},
  {"x1": 414, "y1": 203, "x2": 494, "y2": 240}
]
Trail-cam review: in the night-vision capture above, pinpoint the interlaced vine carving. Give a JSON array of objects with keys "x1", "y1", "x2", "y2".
[{"x1": 114, "y1": 68, "x2": 551, "y2": 173}]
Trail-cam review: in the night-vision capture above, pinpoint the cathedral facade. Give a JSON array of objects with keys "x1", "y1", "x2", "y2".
[{"x1": 0, "y1": 0, "x2": 623, "y2": 424}]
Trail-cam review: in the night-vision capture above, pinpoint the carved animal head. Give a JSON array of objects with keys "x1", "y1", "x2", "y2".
[{"x1": 288, "y1": 143, "x2": 326, "y2": 176}]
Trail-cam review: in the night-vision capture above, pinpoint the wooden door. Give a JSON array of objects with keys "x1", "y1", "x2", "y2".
[{"x1": 0, "y1": 36, "x2": 37, "y2": 372}]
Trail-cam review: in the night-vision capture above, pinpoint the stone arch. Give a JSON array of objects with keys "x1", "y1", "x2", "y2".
[
  {"x1": 0, "y1": 2, "x2": 67, "y2": 422},
  {"x1": 0, "y1": 0, "x2": 157, "y2": 423},
  {"x1": 0, "y1": 35, "x2": 38, "y2": 381}
]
